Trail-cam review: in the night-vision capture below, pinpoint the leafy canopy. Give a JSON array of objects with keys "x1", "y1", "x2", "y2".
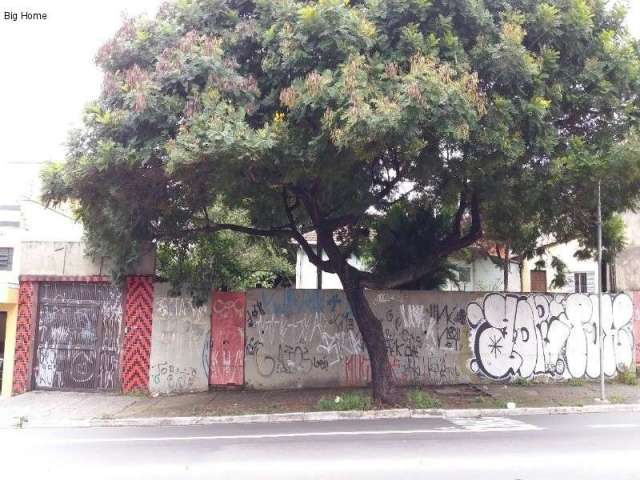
[{"x1": 42, "y1": 0, "x2": 640, "y2": 291}]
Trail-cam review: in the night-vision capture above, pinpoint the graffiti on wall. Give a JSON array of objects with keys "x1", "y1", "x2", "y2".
[
  {"x1": 375, "y1": 297, "x2": 467, "y2": 385},
  {"x1": 149, "y1": 285, "x2": 210, "y2": 394},
  {"x1": 33, "y1": 282, "x2": 123, "y2": 391},
  {"x1": 245, "y1": 290, "x2": 364, "y2": 388},
  {"x1": 244, "y1": 290, "x2": 471, "y2": 389},
  {"x1": 150, "y1": 362, "x2": 198, "y2": 391},
  {"x1": 210, "y1": 292, "x2": 245, "y2": 386},
  {"x1": 467, "y1": 293, "x2": 635, "y2": 380}
]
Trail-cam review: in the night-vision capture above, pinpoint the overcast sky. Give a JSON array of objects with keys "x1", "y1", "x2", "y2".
[
  {"x1": 0, "y1": 0, "x2": 166, "y2": 203},
  {"x1": 0, "y1": 0, "x2": 639, "y2": 203}
]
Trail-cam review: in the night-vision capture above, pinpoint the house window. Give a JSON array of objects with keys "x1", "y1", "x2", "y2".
[
  {"x1": 0, "y1": 248, "x2": 13, "y2": 271},
  {"x1": 573, "y1": 272, "x2": 594, "y2": 293}
]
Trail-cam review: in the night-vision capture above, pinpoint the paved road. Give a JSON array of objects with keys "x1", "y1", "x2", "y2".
[{"x1": 2, "y1": 412, "x2": 640, "y2": 479}]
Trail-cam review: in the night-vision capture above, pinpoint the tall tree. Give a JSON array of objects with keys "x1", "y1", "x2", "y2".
[{"x1": 42, "y1": 0, "x2": 640, "y2": 403}]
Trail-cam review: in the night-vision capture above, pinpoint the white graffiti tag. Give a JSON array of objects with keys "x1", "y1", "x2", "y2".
[{"x1": 467, "y1": 293, "x2": 634, "y2": 380}]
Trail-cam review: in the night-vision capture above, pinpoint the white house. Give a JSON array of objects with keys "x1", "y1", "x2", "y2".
[
  {"x1": 522, "y1": 239, "x2": 599, "y2": 294},
  {"x1": 294, "y1": 232, "x2": 523, "y2": 291},
  {"x1": 295, "y1": 231, "x2": 367, "y2": 289},
  {"x1": 443, "y1": 249, "x2": 521, "y2": 292},
  {"x1": 294, "y1": 232, "x2": 600, "y2": 294}
]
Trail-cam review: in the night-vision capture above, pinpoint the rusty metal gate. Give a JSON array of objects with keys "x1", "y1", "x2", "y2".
[{"x1": 32, "y1": 282, "x2": 123, "y2": 391}]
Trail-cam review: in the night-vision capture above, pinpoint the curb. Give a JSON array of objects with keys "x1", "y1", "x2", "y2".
[{"x1": 3, "y1": 403, "x2": 640, "y2": 429}]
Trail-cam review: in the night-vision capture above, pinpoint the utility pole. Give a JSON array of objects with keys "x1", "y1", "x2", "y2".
[{"x1": 597, "y1": 181, "x2": 606, "y2": 402}]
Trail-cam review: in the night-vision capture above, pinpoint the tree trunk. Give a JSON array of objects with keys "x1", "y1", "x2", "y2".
[
  {"x1": 518, "y1": 258, "x2": 524, "y2": 292},
  {"x1": 502, "y1": 245, "x2": 510, "y2": 292},
  {"x1": 609, "y1": 259, "x2": 617, "y2": 293},
  {"x1": 341, "y1": 281, "x2": 400, "y2": 405}
]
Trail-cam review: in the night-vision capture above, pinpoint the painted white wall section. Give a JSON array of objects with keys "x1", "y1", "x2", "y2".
[
  {"x1": 149, "y1": 283, "x2": 210, "y2": 395},
  {"x1": 468, "y1": 292, "x2": 633, "y2": 379},
  {"x1": 296, "y1": 247, "x2": 365, "y2": 289}
]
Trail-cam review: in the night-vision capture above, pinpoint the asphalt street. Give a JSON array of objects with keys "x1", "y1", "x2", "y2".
[{"x1": 2, "y1": 412, "x2": 640, "y2": 479}]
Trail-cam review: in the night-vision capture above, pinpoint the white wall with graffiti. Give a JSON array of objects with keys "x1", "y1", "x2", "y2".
[
  {"x1": 467, "y1": 293, "x2": 635, "y2": 380},
  {"x1": 141, "y1": 288, "x2": 637, "y2": 393},
  {"x1": 148, "y1": 283, "x2": 210, "y2": 395},
  {"x1": 244, "y1": 289, "x2": 474, "y2": 389},
  {"x1": 243, "y1": 289, "x2": 636, "y2": 389}
]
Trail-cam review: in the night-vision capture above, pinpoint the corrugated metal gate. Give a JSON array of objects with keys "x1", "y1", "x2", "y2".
[{"x1": 32, "y1": 282, "x2": 123, "y2": 391}]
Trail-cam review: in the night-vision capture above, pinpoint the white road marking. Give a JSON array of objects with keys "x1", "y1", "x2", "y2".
[
  {"x1": 22, "y1": 417, "x2": 543, "y2": 444},
  {"x1": 588, "y1": 423, "x2": 640, "y2": 429},
  {"x1": 448, "y1": 416, "x2": 543, "y2": 432},
  {"x1": 49, "y1": 429, "x2": 464, "y2": 443}
]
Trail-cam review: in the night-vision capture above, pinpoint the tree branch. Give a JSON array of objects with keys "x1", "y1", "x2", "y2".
[
  {"x1": 160, "y1": 223, "x2": 293, "y2": 239},
  {"x1": 282, "y1": 187, "x2": 336, "y2": 273},
  {"x1": 362, "y1": 190, "x2": 483, "y2": 289}
]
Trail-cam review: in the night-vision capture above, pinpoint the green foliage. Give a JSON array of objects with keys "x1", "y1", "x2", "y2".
[
  {"x1": 574, "y1": 213, "x2": 628, "y2": 264},
  {"x1": 608, "y1": 395, "x2": 627, "y2": 404},
  {"x1": 512, "y1": 377, "x2": 531, "y2": 387},
  {"x1": 157, "y1": 219, "x2": 294, "y2": 306},
  {"x1": 40, "y1": 0, "x2": 640, "y2": 301},
  {"x1": 359, "y1": 200, "x2": 460, "y2": 289},
  {"x1": 616, "y1": 368, "x2": 638, "y2": 386},
  {"x1": 549, "y1": 256, "x2": 569, "y2": 289},
  {"x1": 473, "y1": 396, "x2": 508, "y2": 409},
  {"x1": 407, "y1": 389, "x2": 442, "y2": 409},
  {"x1": 316, "y1": 393, "x2": 372, "y2": 411},
  {"x1": 568, "y1": 378, "x2": 585, "y2": 387}
]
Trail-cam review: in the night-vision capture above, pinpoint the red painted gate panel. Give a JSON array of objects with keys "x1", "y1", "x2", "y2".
[
  {"x1": 210, "y1": 292, "x2": 245, "y2": 386},
  {"x1": 633, "y1": 292, "x2": 640, "y2": 368}
]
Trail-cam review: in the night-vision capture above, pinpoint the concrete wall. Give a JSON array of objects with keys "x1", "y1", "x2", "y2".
[
  {"x1": 244, "y1": 289, "x2": 637, "y2": 389},
  {"x1": 244, "y1": 289, "x2": 475, "y2": 389},
  {"x1": 245, "y1": 289, "x2": 356, "y2": 389},
  {"x1": 468, "y1": 292, "x2": 634, "y2": 380},
  {"x1": 19, "y1": 201, "x2": 84, "y2": 243},
  {"x1": 148, "y1": 283, "x2": 210, "y2": 395},
  {"x1": 19, "y1": 241, "x2": 155, "y2": 276},
  {"x1": 617, "y1": 211, "x2": 640, "y2": 291},
  {"x1": 369, "y1": 290, "x2": 474, "y2": 386}
]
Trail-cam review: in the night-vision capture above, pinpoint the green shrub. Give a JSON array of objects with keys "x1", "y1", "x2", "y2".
[
  {"x1": 512, "y1": 377, "x2": 530, "y2": 386},
  {"x1": 316, "y1": 392, "x2": 372, "y2": 411},
  {"x1": 568, "y1": 378, "x2": 585, "y2": 387},
  {"x1": 616, "y1": 369, "x2": 638, "y2": 386},
  {"x1": 474, "y1": 396, "x2": 508, "y2": 409},
  {"x1": 608, "y1": 395, "x2": 627, "y2": 404},
  {"x1": 494, "y1": 399, "x2": 509, "y2": 409},
  {"x1": 408, "y1": 390, "x2": 442, "y2": 409}
]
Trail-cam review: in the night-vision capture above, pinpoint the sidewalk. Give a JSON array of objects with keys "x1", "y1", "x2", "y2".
[{"x1": 1, "y1": 382, "x2": 639, "y2": 428}]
